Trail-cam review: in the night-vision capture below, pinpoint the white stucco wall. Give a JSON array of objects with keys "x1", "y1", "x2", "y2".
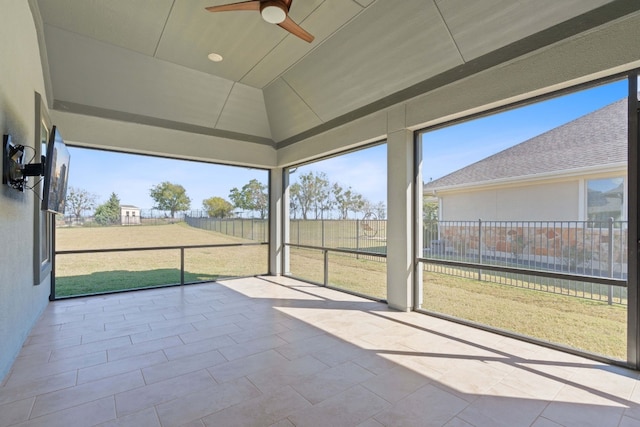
[
  {"x1": 439, "y1": 181, "x2": 580, "y2": 221},
  {"x1": 0, "y1": 1, "x2": 51, "y2": 381}
]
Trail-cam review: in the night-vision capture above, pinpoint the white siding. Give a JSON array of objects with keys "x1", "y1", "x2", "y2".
[{"x1": 440, "y1": 181, "x2": 579, "y2": 221}]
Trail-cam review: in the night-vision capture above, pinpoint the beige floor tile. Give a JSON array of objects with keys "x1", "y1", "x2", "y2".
[
  {"x1": 275, "y1": 334, "x2": 343, "y2": 361},
  {"x1": 0, "y1": 370, "x2": 76, "y2": 406},
  {"x1": 141, "y1": 349, "x2": 226, "y2": 384},
  {"x1": 49, "y1": 336, "x2": 132, "y2": 362},
  {"x1": 129, "y1": 323, "x2": 197, "y2": 344},
  {"x1": 456, "y1": 383, "x2": 548, "y2": 427},
  {"x1": 0, "y1": 397, "x2": 34, "y2": 427},
  {"x1": 287, "y1": 385, "x2": 390, "y2": 427},
  {"x1": 442, "y1": 417, "x2": 475, "y2": 427},
  {"x1": 3, "y1": 280, "x2": 640, "y2": 427},
  {"x1": 436, "y1": 359, "x2": 509, "y2": 400},
  {"x1": 4, "y1": 351, "x2": 106, "y2": 387},
  {"x1": 269, "y1": 419, "x2": 295, "y2": 427},
  {"x1": 356, "y1": 418, "x2": 385, "y2": 427},
  {"x1": 219, "y1": 334, "x2": 289, "y2": 361},
  {"x1": 361, "y1": 365, "x2": 432, "y2": 403},
  {"x1": 96, "y1": 407, "x2": 161, "y2": 427},
  {"x1": 207, "y1": 349, "x2": 288, "y2": 383},
  {"x1": 291, "y1": 361, "x2": 376, "y2": 404},
  {"x1": 30, "y1": 370, "x2": 143, "y2": 418},
  {"x1": 155, "y1": 377, "x2": 261, "y2": 427},
  {"x1": 107, "y1": 336, "x2": 182, "y2": 361},
  {"x1": 246, "y1": 355, "x2": 329, "y2": 395},
  {"x1": 115, "y1": 369, "x2": 215, "y2": 417},
  {"x1": 178, "y1": 322, "x2": 242, "y2": 345},
  {"x1": 542, "y1": 400, "x2": 625, "y2": 427},
  {"x1": 201, "y1": 385, "x2": 310, "y2": 427},
  {"x1": 374, "y1": 383, "x2": 468, "y2": 427},
  {"x1": 17, "y1": 336, "x2": 82, "y2": 358},
  {"x1": 77, "y1": 350, "x2": 167, "y2": 384},
  {"x1": 163, "y1": 335, "x2": 235, "y2": 361},
  {"x1": 15, "y1": 396, "x2": 115, "y2": 427},
  {"x1": 620, "y1": 415, "x2": 640, "y2": 427}
]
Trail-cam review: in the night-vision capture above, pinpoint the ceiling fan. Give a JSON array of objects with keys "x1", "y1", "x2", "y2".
[{"x1": 205, "y1": 0, "x2": 315, "y2": 43}]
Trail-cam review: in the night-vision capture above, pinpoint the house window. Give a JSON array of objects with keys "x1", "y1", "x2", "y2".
[{"x1": 587, "y1": 177, "x2": 624, "y2": 221}]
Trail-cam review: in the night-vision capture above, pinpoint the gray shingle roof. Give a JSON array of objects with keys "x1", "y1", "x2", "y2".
[{"x1": 423, "y1": 98, "x2": 627, "y2": 191}]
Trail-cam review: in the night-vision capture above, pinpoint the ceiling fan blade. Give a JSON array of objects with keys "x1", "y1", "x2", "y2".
[
  {"x1": 205, "y1": 1, "x2": 260, "y2": 12},
  {"x1": 278, "y1": 15, "x2": 314, "y2": 43}
]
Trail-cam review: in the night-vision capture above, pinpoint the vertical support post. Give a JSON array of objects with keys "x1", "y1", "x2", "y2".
[
  {"x1": 269, "y1": 168, "x2": 285, "y2": 276},
  {"x1": 387, "y1": 125, "x2": 414, "y2": 311},
  {"x1": 322, "y1": 218, "x2": 325, "y2": 248},
  {"x1": 180, "y1": 247, "x2": 185, "y2": 285},
  {"x1": 627, "y1": 71, "x2": 640, "y2": 367}
]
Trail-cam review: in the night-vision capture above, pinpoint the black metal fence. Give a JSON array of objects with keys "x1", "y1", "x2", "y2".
[
  {"x1": 184, "y1": 215, "x2": 268, "y2": 242},
  {"x1": 422, "y1": 219, "x2": 628, "y2": 304}
]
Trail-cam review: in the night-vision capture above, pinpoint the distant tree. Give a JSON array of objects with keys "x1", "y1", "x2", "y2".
[
  {"x1": 373, "y1": 201, "x2": 386, "y2": 219},
  {"x1": 289, "y1": 182, "x2": 301, "y2": 219},
  {"x1": 333, "y1": 183, "x2": 365, "y2": 219},
  {"x1": 94, "y1": 192, "x2": 120, "y2": 225},
  {"x1": 229, "y1": 179, "x2": 268, "y2": 219},
  {"x1": 291, "y1": 171, "x2": 331, "y2": 220},
  {"x1": 65, "y1": 186, "x2": 98, "y2": 220},
  {"x1": 203, "y1": 196, "x2": 233, "y2": 218},
  {"x1": 423, "y1": 198, "x2": 439, "y2": 221},
  {"x1": 149, "y1": 182, "x2": 191, "y2": 218}
]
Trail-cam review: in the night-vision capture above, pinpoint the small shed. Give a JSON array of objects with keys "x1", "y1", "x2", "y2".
[{"x1": 120, "y1": 205, "x2": 141, "y2": 225}]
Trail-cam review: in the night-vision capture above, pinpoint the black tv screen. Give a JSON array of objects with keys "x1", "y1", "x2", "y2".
[{"x1": 42, "y1": 126, "x2": 70, "y2": 215}]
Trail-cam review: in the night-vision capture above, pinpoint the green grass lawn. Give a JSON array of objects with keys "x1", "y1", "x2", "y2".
[
  {"x1": 56, "y1": 222, "x2": 626, "y2": 359},
  {"x1": 55, "y1": 223, "x2": 268, "y2": 296}
]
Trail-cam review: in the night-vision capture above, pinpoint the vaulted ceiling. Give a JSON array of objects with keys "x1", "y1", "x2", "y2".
[{"x1": 34, "y1": 0, "x2": 639, "y2": 152}]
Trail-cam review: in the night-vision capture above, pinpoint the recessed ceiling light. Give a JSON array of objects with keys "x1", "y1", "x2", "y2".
[{"x1": 208, "y1": 53, "x2": 223, "y2": 62}]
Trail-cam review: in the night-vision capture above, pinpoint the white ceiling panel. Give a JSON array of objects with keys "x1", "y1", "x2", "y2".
[
  {"x1": 37, "y1": 0, "x2": 173, "y2": 56},
  {"x1": 216, "y1": 84, "x2": 272, "y2": 139},
  {"x1": 45, "y1": 25, "x2": 235, "y2": 129},
  {"x1": 241, "y1": 0, "x2": 350, "y2": 88},
  {"x1": 438, "y1": 0, "x2": 616, "y2": 61},
  {"x1": 156, "y1": 0, "x2": 287, "y2": 84},
  {"x1": 280, "y1": 0, "x2": 462, "y2": 122},
  {"x1": 264, "y1": 79, "x2": 322, "y2": 142}
]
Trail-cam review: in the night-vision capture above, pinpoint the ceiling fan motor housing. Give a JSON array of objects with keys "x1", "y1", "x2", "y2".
[{"x1": 261, "y1": 1, "x2": 287, "y2": 24}]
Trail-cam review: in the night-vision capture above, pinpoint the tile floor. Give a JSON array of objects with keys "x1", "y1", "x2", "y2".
[{"x1": 1, "y1": 276, "x2": 640, "y2": 427}]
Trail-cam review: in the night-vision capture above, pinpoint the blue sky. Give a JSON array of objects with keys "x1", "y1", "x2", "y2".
[
  {"x1": 422, "y1": 79, "x2": 628, "y2": 182},
  {"x1": 66, "y1": 79, "x2": 628, "y2": 212},
  {"x1": 67, "y1": 149, "x2": 268, "y2": 211}
]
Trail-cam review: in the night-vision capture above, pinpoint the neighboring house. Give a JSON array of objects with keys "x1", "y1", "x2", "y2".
[
  {"x1": 120, "y1": 205, "x2": 141, "y2": 225},
  {"x1": 424, "y1": 98, "x2": 627, "y2": 222},
  {"x1": 423, "y1": 98, "x2": 628, "y2": 268}
]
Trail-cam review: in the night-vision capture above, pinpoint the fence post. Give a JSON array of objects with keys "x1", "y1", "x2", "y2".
[
  {"x1": 607, "y1": 217, "x2": 614, "y2": 305},
  {"x1": 478, "y1": 219, "x2": 483, "y2": 281},
  {"x1": 322, "y1": 218, "x2": 325, "y2": 247},
  {"x1": 356, "y1": 219, "x2": 360, "y2": 260},
  {"x1": 180, "y1": 247, "x2": 185, "y2": 285},
  {"x1": 323, "y1": 249, "x2": 329, "y2": 286}
]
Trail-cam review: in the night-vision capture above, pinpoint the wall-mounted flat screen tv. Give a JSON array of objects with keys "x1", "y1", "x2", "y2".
[{"x1": 42, "y1": 126, "x2": 70, "y2": 215}]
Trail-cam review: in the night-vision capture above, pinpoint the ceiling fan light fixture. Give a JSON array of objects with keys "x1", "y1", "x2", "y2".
[
  {"x1": 207, "y1": 52, "x2": 223, "y2": 62},
  {"x1": 261, "y1": 3, "x2": 286, "y2": 24}
]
